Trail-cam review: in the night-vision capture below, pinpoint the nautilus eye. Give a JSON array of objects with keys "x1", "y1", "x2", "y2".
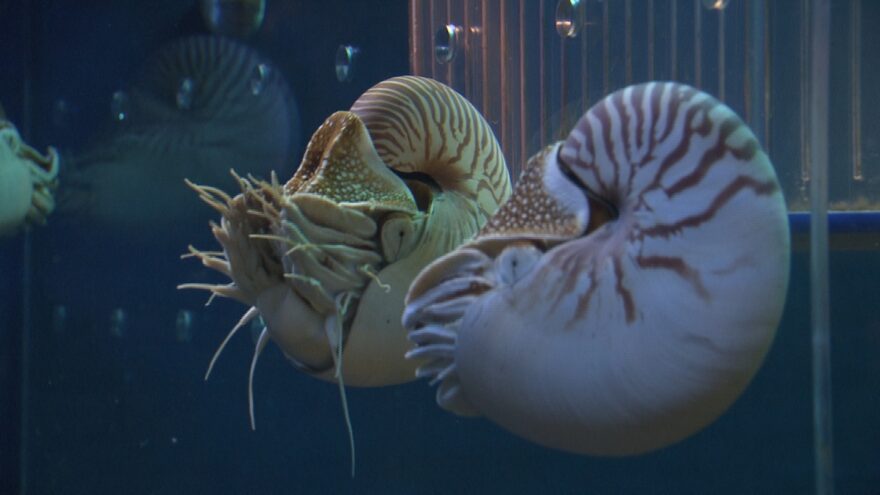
[
  {"x1": 403, "y1": 82, "x2": 790, "y2": 456},
  {"x1": 0, "y1": 118, "x2": 60, "y2": 236},
  {"x1": 180, "y1": 76, "x2": 510, "y2": 470}
]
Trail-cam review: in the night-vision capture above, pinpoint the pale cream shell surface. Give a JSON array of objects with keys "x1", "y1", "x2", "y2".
[
  {"x1": 184, "y1": 75, "x2": 510, "y2": 388},
  {"x1": 180, "y1": 75, "x2": 509, "y2": 475},
  {"x1": 278, "y1": 76, "x2": 511, "y2": 386},
  {"x1": 403, "y1": 82, "x2": 790, "y2": 456}
]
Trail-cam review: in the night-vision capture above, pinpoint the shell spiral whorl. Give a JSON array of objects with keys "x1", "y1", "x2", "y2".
[
  {"x1": 403, "y1": 82, "x2": 790, "y2": 456},
  {"x1": 351, "y1": 76, "x2": 510, "y2": 225},
  {"x1": 181, "y1": 75, "x2": 510, "y2": 474},
  {"x1": 182, "y1": 75, "x2": 510, "y2": 426}
]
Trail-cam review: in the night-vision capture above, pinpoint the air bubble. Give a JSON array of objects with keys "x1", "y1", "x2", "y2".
[
  {"x1": 556, "y1": 0, "x2": 583, "y2": 38},
  {"x1": 702, "y1": 0, "x2": 730, "y2": 10},
  {"x1": 51, "y1": 99, "x2": 73, "y2": 129},
  {"x1": 200, "y1": 0, "x2": 266, "y2": 38},
  {"x1": 434, "y1": 24, "x2": 460, "y2": 64},
  {"x1": 111, "y1": 90, "x2": 130, "y2": 122},
  {"x1": 335, "y1": 45, "x2": 360, "y2": 83},
  {"x1": 176, "y1": 309, "x2": 195, "y2": 343},
  {"x1": 176, "y1": 77, "x2": 195, "y2": 111},
  {"x1": 109, "y1": 308, "x2": 127, "y2": 339},
  {"x1": 51, "y1": 305, "x2": 67, "y2": 335},
  {"x1": 250, "y1": 63, "x2": 271, "y2": 95}
]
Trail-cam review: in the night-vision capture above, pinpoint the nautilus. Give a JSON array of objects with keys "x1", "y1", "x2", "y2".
[
  {"x1": 0, "y1": 111, "x2": 60, "y2": 236},
  {"x1": 181, "y1": 76, "x2": 510, "y2": 468},
  {"x1": 403, "y1": 82, "x2": 790, "y2": 456},
  {"x1": 69, "y1": 35, "x2": 297, "y2": 232}
]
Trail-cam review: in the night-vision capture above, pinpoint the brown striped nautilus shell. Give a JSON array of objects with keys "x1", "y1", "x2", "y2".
[
  {"x1": 0, "y1": 117, "x2": 60, "y2": 236},
  {"x1": 403, "y1": 82, "x2": 790, "y2": 456},
  {"x1": 181, "y1": 76, "x2": 510, "y2": 464}
]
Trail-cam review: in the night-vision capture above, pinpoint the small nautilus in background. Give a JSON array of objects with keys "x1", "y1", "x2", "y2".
[
  {"x1": 404, "y1": 82, "x2": 790, "y2": 456},
  {"x1": 0, "y1": 107, "x2": 60, "y2": 237},
  {"x1": 180, "y1": 76, "x2": 511, "y2": 471},
  {"x1": 67, "y1": 35, "x2": 297, "y2": 232}
]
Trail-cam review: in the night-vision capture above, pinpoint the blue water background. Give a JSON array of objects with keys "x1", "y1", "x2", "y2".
[{"x1": 0, "y1": 1, "x2": 878, "y2": 493}]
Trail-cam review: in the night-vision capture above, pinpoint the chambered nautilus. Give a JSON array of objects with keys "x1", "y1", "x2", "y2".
[
  {"x1": 403, "y1": 82, "x2": 790, "y2": 456},
  {"x1": 181, "y1": 76, "x2": 510, "y2": 468},
  {"x1": 69, "y1": 35, "x2": 297, "y2": 232},
  {"x1": 0, "y1": 107, "x2": 60, "y2": 237}
]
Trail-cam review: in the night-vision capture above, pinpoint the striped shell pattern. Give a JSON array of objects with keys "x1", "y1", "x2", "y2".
[
  {"x1": 182, "y1": 76, "x2": 510, "y2": 469},
  {"x1": 403, "y1": 82, "x2": 790, "y2": 456}
]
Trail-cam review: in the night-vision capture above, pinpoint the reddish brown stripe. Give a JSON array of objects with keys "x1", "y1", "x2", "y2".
[
  {"x1": 354, "y1": 77, "x2": 509, "y2": 219},
  {"x1": 642, "y1": 103, "x2": 701, "y2": 195},
  {"x1": 666, "y1": 119, "x2": 733, "y2": 197},
  {"x1": 657, "y1": 86, "x2": 687, "y2": 144},
  {"x1": 613, "y1": 258, "x2": 637, "y2": 324},
  {"x1": 641, "y1": 175, "x2": 779, "y2": 239},
  {"x1": 636, "y1": 255, "x2": 709, "y2": 300},
  {"x1": 615, "y1": 90, "x2": 633, "y2": 173},
  {"x1": 644, "y1": 84, "x2": 662, "y2": 168},
  {"x1": 632, "y1": 85, "x2": 646, "y2": 154},
  {"x1": 588, "y1": 101, "x2": 614, "y2": 194},
  {"x1": 569, "y1": 279, "x2": 599, "y2": 328}
]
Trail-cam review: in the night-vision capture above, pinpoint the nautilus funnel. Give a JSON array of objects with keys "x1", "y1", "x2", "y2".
[
  {"x1": 67, "y1": 35, "x2": 297, "y2": 232},
  {"x1": 180, "y1": 76, "x2": 510, "y2": 443},
  {"x1": 0, "y1": 118, "x2": 60, "y2": 236},
  {"x1": 403, "y1": 82, "x2": 790, "y2": 456}
]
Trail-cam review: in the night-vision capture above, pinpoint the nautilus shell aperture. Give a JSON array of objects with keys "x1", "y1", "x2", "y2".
[{"x1": 403, "y1": 82, "x2": 790, "y2": 456}]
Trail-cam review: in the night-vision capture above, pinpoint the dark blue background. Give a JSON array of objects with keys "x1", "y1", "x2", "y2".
[{"x1": 1, "y1": 1, "x2": 878, "y2": 494}]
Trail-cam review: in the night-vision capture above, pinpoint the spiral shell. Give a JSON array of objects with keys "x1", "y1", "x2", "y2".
[
  {"x1": 70, "y1": 35, "x2": 297, "y2": 231},
  {"x1": 403, "y1": 82, "x2": 790, "y2": 456},
  {"x1": 182, "y1": 76, "x2": 510, "y2": 447},
  {"x1": 131, "y1": 35, "x2": 294, "y2": 157}
]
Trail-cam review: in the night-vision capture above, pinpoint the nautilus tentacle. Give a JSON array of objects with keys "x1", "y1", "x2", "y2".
[
  {"x1": 403, "y1": 82, "x2": 790, "y2": 456},
  {"x1": 0, "y1": 118, "x2": 60, "y2": 236},
  {"x1": 181, "y1": 76, "x2": 510, "y2": 468}
]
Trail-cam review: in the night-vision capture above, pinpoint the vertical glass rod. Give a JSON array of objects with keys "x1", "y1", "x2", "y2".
[{"x1": 808, "y1": 0, "x2": 833, "y2": 493}]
